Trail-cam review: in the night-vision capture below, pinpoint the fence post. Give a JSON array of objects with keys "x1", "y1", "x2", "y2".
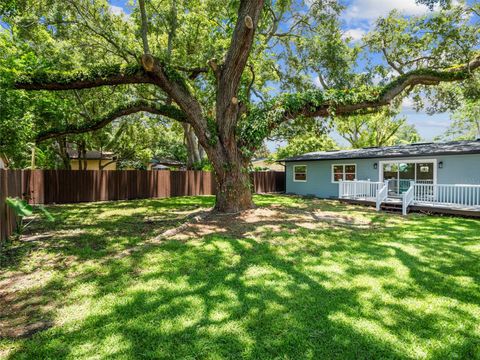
[
  {"x1": 0, "y1": 170, "x2": 5, "y2": 244},
  {"x1": 338, "y1": 180, "x2": 343, "y2": 198}
]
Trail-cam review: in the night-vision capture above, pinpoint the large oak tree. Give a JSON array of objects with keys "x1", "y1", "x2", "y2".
[{"x1": 4, "y1": 0, "x2": 480, "y2": 212}]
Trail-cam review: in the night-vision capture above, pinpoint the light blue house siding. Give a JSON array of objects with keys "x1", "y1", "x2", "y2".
[{"x1": 285, "y1": 154, "x2": 480, "y2": 198}]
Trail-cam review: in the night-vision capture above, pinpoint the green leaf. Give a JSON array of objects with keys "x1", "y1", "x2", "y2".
[
  {"x1": 6, "y1": 197, "x2": 33, "y2": 217},
  {"x1": 37, "y1": 205, "x2": 55, "y2": 222}
]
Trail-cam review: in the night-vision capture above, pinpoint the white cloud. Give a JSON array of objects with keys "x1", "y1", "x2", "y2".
[
  {"x1": 343, "y1": 0, "x2": 431, "y2": 23},
  {"x1": 402, "y1": 97, "x2": 415, "y2": 110},
  {"x1": 342, "y1": 28, "x2": 366, "y2": 42},
  {"x1": 109, "y1": 5, "x2": 125, "y2": 16},
  {"x1": 420, "y1": 119, "x2": 452, "y2": 128}
]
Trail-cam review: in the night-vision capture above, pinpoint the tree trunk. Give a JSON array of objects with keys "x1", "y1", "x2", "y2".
[
  {"x1": 183, "y1": 123, "x2": 201, "y2": 169},
  {"x1": 77, "y1": 140, "x2": 87, "y2": 170},
  {"x1": 57, "y1": 138, "x2": 71, "y2": 170},
  {"x1": 77, "y1": 146, "x2": 83, "y2": 170},
  {"x1": 214, "y1": 165, "x2": 253, "y2": 213},
  {"x1": 30, "y1": 145, "x2": 36, "y2": 170},
  {"x1": 198, "y1": 143, "x2": 205, "y2": 160},
  {"x1": 207, "y1": 143, "x2": 254, "y2": 213}
]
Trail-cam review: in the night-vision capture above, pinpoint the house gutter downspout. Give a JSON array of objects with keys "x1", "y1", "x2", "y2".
[{"x1": 277, "y1": 161, "x2": 286, "y2": 194}]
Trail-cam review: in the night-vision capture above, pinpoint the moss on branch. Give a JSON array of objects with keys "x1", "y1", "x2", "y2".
[{"x1": 14, "y1": 64, "x2": 151, "y2": 90}]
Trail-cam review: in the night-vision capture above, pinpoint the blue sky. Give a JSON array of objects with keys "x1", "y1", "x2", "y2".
[
  {"x1": 107, "y1": 0, "x2": 475, "y2": 149},
  {"x1": 333, "y1": 0, "x2": 470, "y2": 146}
]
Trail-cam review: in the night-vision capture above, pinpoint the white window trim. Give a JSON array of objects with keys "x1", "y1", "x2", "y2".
[
  {"x1": 331, "y1": 164, "x2": 357, "y2": 183},
  {"x1": 293, "y1": 165, "x2": 307, "y2": 182},
  {"x1": 379, "y1": 159, "x2": 437, "y2": 185}
]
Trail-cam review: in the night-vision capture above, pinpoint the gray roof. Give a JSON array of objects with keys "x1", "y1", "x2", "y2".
[
  {"x1": 151, "y1": 164, "x2": 170, "y2": 170},
  {"x1": 281, "y1": 140, "x2": 480, "y2": 162},
  {"x1": 68, "y1": 150, "x2": 115, "y2": 160},
  {"x1": 149, "y1": 158, "x2": 184, "y2": 166}
]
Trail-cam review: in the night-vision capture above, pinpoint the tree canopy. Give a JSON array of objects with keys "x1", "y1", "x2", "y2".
[{"x1": 1, "y1": 0, "x2": 479, "y2": 211}]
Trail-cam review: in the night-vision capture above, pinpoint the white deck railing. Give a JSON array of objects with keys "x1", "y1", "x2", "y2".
[
  {"x1": 339, "y1": 180, "x2": 383, "y2": 200},
  {"x1": 339, "y1": 180, "x2": 480, "y2": 214},
  {"x1": 413, "y1": 183, "x2": 480, "y2": 208},
  {"x1": 387, "y1": 179, "x2": 433, "y2": 196},
  {"x1": 376, "y1": 181, "x2": 388, "y2": 211},
  {"x1": 402, "y1": 182, "x2": 415, "y2": 215}
]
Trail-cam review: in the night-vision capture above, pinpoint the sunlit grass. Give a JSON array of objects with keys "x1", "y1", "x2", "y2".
[{"x1": 1, "y1": 195, "x2": 479, "y2": 359}]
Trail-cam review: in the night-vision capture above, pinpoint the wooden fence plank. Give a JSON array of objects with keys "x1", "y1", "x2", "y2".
[{"x1": 0, "y1": 170, "x2": 24, "y2": 244}]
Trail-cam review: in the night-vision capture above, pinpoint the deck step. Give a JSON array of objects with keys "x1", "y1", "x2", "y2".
[{"x1": 381, "y1": 203, "x2": 403, "y2": 213}]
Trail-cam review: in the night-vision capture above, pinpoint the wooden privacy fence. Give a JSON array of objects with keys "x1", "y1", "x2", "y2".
[
  {"x1": 0, "y1": 170, "x2": 24, "y2": 244},
  {"x1": 0, "y1": 169, "x2": 285, "y2": 243},
  {"x1": 251, "y1": 171, "x2": 285, "y2": 194}
]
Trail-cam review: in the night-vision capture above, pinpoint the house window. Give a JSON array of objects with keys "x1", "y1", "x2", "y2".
[
  {"x1": 293, "y1": 165, "x2": 307, "y2": 182},
  {"x1": 332, "y1": 164, "x2": 356, "y2": 182}
]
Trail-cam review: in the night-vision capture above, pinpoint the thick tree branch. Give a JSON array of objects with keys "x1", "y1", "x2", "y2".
[
  {"x1": 138, "y1": 0, "x2": 151, "y2": 54},
  {"x1": 289, "y1": 54, "x2": 480, "y2": 120},
  {"x1": 215, "y1": 0, "x2": 264, "y2": 151},
  {"x1": 36, "y1": 101, "x2": 187, "y2": 143},
  {"x1": 221, "y1": 0, "x2": 263, "y2": 89},
  {"x1": 140, "y1": 54, "x2": 209, "y2": 147},
  {"x1": 167, "y1": 0, "x2": 178, "y2": 58},
  {"x1": 15, "y1": 64, "x2": 154, "y2": 90}
]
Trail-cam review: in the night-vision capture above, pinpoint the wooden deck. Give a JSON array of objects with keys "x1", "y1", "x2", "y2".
[{"x1": 339, "y1": 197, "x2": 480, "y2": 218}]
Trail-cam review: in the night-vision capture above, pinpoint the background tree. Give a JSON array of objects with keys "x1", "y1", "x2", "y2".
[
  {"x1": 336, "y1": 109, "x2": 422, "y2": 148},
  {"x1": 2, "y1": 0, "x2": 480, "y2": 212},
  {"x1": 276, "y1": 133, "x2": 338, "y2": 159},
  {"x1": 436, "y1": 100, "x2": 480, "y2": 140},
  {"x1": 253, "y1": 142, "x2": 271, "y2": 159},
  {"x1": 393, "y1": 123, "x2": 422, "y2": 145}
]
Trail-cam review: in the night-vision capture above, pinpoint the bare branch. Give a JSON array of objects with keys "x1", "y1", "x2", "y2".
[
  {"x1": 381, "y1": 46, "x2": 404, "y2": 75},
  {"x1": 246, "y1": 64, "x2": 255, "y2": 101},
  {"x1": 36, "y1": 101, "x2": 187, "y2": 143},
  {"x1": 316, "y1": 72, "x2": 330, "y2": 90},
  {"x1": 176, "y1": 66, "x2": 209, "y2": 79}
]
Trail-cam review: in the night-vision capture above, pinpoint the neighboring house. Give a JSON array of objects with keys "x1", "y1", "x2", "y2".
[
  {"x1": 68, "y1": 150, "x2": 117, "y2": 170},
  {"x1": 148, "y1": 158, "x2": 185, "y2": 170},
  {"x1": 251, "y1": 157, "x2": 284, "y2": 171},
  {"x1": 281, "y1": 140, "x2": 480, "y2": 215},
  {"x1": 0, "y1": 155, "x2": 6, "y2": 169}
]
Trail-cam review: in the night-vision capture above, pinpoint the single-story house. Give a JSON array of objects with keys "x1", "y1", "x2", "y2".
[
  {"x1": 281, "y1": 140, "x2": 480, "y2": 215},
  {"x1": 0, "y1": 155, "x2": 7, "y2": 169},
  {"x1": 68, "y1": 150, "x2": 117, "y2": 170},
  {"x1": 148, "y1": 158, "x2": 185, "y2": 170},
  {"x1": 251, "y1": 157, "x2": 284, "y2": 171}
]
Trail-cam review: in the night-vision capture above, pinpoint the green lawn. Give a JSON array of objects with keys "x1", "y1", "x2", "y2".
[{"x1": 1, "y1": 195, "x2": 479, "y2": 359}]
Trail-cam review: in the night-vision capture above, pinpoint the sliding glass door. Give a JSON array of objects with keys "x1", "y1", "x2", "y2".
[
  {"x1": 381, "y1": 161, "x2": 435, "y2": 196},
  {"x1": 415, "y1": 162, "x2": 434, "y2": 184}
]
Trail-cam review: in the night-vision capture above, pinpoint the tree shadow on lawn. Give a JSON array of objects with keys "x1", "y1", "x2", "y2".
[
  {"x1": 1, "y1": 196, "x2": 216, "y2": 267},
  {"x1": 0, "y1": 197, "x2": 215, "y2": 343},
  {"x1": 3, "y1": 195, "x2": 480, "y2": 359}
]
